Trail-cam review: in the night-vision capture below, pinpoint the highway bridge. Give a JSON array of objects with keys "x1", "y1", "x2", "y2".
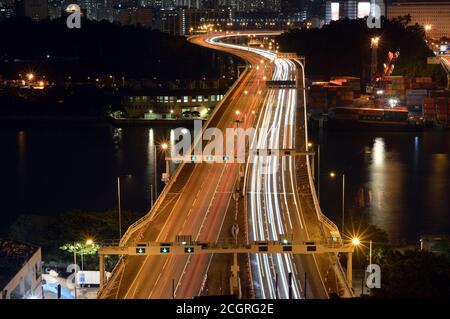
[
  {"x1": 441, "y1": 56, "x2": 450, "y2": 89},
  {"x1": 98, "y1": 32, "x2": 352, "y2": 299}
]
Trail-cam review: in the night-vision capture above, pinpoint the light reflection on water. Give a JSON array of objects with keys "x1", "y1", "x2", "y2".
[
  {"x1": 1, "y1": 125, "x2": 449, "y2": 244},
  {"x1": 314, "y1": 130, "x2": 450, "y2": 244},
  {"x1": 0, "y1": 124, "x2": 186, "y2": 235}
]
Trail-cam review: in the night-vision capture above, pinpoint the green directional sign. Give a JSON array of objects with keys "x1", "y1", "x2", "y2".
[
  {"x1": 191, "y1": 155, "x2": 197, "y2": 161},
  {"x1": 160, "y1": 247, "x2": 170, "y2": 254},
  {"x1": 136, "y1": 248, "x2": 146, "y2": 254},
  {"x1": 184, "y1": 247, "x2": 194, "y2": 253},
  {"x1": 223, "y1": 155, "x2": 230, "y2": 161},
  {"x1": 206, "y1": 155, "x2": 213, "y2": 161}
]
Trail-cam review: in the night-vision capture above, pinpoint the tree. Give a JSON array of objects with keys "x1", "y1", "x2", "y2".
[
  {"x1": 277, "y1": 18, "x2": 446, "y2": 85},
  {"x1": 372, "y1": 250, "x2": 450, "y2": 298}
]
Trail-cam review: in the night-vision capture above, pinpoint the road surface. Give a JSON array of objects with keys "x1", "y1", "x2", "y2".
[{"x1": 99, "y1": 32, "x2": 351, "y2": 299}]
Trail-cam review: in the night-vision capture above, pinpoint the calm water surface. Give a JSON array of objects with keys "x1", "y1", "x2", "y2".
[{"x1": 1, "y1": 124, "x2": 449, "y2": 244}]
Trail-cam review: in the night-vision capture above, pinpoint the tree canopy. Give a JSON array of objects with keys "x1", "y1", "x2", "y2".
[{"x1": 277, "y1": 18, "x2": 446, "y2": 84}]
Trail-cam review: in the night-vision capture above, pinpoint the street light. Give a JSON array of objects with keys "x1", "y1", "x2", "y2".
[
  {"x1": 80, "y1": 239, "x2": 94, "y2": 272},
  {"x1": 117, "y1": 174, "x2": 132, "y2": 240},
  {"x1": 156, "y1": 141, "x2": 171, "y2": 188},
  {"x1": 370, "y1": 36, "x2": 380, "y2": 48},
  {"x1": 370, "y1": 36, "x2": 380, "y2": 80},
  {"x1": 351, "y1": 237, "x2": 361, "y2": 246},
  {"x1": 308, "y1": 142, "x2": 321, "y2": 199},
  {"x1": 424, "y1": 24, "x2": 432, "y2": 32},
  {"x1": 330, "y1": 171, "x2": 345, "y2": 235}
]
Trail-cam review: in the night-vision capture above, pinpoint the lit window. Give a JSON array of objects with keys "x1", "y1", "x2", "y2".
[
  {"x1": 357, "y1": 2, "x2": 370, "y2": 18},
  {"x1": 331, "y1": 2, "x2": 339, "y2": 21},
  {"x1": 198, "y1": 96, "x2": 203, "y2": 102},
  {"x1": 211, "y1": 95, "x2": 216, "y2": 102},
  {"x1": 183, "y1": 96, "x2": 189, "y2": 103}
]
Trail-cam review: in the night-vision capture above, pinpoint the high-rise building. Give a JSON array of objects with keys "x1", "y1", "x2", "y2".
[
  {"x1": 157, "y1": 8, "x2": 182, "y2": 35},
  {"x1": 325, "y1": 0, "x2": 385, "y2": 24},
  {"x1": 0, "y1": 0, "x2": 16, "y2": 21},
  {"x1": 175, "y1": 0, "x2": 200, "y2": 8},
  {"x1": 387, "y1": 1, "x2": 450, "y2": 39},
  {"x1": 22, "y1": 0, "x2": 48, "y2": 20}
]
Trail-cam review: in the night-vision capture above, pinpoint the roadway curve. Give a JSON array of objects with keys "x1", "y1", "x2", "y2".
[
  {"x1": 99, "y1": 32, "x2": 279, "y2": 299},
  {"x1": 99, "y1": 32, "x2": 350, "y2": 299}
]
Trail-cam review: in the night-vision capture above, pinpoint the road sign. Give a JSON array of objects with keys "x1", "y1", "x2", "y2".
[
  {"x1": 136, "y1": 248, "x2": 146, "y2": 254},
  {"x1": 160, "y1": 247, "x2": 170, "y2": 254}
]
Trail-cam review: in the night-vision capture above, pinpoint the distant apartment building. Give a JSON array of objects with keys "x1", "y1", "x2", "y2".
[
  {"x1": 325, "y1": 0, "x2": 385, "y2": 24},
  {"x1": 48, "y1": 0, "x2": 63, "y2": 19},
  {"x1": 117, "y1": 7, "x2": 153, "y2": 27},
  {"x1": 174, "y1": 0, "x2": 200, "y2": 9},
  {"x1": 122, "y1": 88, "x2": 226, "y2": 119},
  {"x1": 387, "y1": 1, "x2": 450, "y2": 39},
  {"x1": 0, "y1": 239, "x2": 42, "y2": 299},
  {"x1": 0, "y1": 1, "x2": 15, "y2": 21},
  {"x1": 22, "y1": 0, "x2": 48, "y2": 20},
  {"x1": 157, "y1": 8, "x2": 182, "y2": 35},
  {"x1": 183, "y1": 8, "x2": 230, "y2": 33}
]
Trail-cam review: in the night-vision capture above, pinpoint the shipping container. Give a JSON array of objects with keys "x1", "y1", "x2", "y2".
[{"x1": 415, "y1": 77, "x2": 433, "y2": 84}]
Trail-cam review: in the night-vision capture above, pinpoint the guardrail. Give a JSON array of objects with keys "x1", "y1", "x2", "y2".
[
  {"x1": 294, "y1": 57, "x2": 352, "y2": 297},
  {"x1": 101, "y1": 238, "x2": 351, "y2": 249},
  {"x1": 99, "y1": 35, "x2": 254, "y2": 298},
  {"x1": 119, "y1": 40, "x2": 252, "y2": 247}
]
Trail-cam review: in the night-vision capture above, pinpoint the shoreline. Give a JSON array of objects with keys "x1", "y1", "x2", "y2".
[{"x1": 0, "y1": 115, "x2": 204, "y2": 127}]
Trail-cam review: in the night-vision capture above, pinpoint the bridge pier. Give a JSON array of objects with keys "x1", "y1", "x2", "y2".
[
  {"x1": 346, "y1": 252, "x2": 353, "y2": 290},
  {"x1": 99, "y1": 254, "x2": 106, "y2": 290},
  {"x1": 230, "y1": 253, "x2": 241, "y2": 297}
]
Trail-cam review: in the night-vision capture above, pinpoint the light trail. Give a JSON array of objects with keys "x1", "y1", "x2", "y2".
[{"x1": 207, "y1": 35, "x2": 307, "y2": 298}]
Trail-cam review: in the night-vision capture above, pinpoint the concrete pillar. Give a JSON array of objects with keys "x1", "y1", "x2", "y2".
[
  {"x1": 230, "y1": 253, "x2": 240, "y2": 296},
  {"x1": 371, "y1": 47, "x2": 378, "y2": 80},
  {"x1": 99, "y1": 254, "x2": 105, "y2": 290},
  {"x1": 347, "y1": 252, "x2": 353, "y2": 290}
]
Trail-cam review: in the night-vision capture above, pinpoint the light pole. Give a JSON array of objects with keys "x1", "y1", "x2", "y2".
[
  {"x1": 370, "y1": 36, "x2": 380, "y2": 80},
  {"x1": 154, "y1": 144, "x2": 158, "y2": 199},
  {"x1": 307, "y1": 142, "x2": 321, "y2": 199},
  {"x1": 161, "y1": 142, "x2": 170, "y2": 184},
  {"x1": 330, "y1": 171, "x2": 345, "y2": 234},
  {"x1": 117, "y1": 175, "x2": 132, "y2": 240},
  {"x1": 82, "y1": 239, "x2": 94, "y2": 271},
  {"x1": 117, "y1": 176, "x2": 121, "y2": 240},
  {"x1": 73, "y1": 242, "x2": 77, "y2": 299}
]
